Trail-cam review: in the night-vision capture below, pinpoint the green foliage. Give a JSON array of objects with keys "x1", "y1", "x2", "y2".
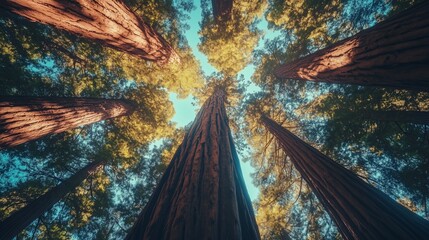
[
  {"x1": 198, "y1": 0, "x2": 267, "y2": 76},
  {"x1": 266, "y1": 0, "x2": 343, "y2": 47}
]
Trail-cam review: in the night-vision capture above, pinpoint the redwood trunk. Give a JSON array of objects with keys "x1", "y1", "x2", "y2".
[
  {"x1": 365, "y1": 110, "x2": 429, "y2": 125},
  {"x1": 211, "y1": 0, "x2": 233, "y2": 21},
  {"x1": 126, "y1": 90, "x2": 260, "y2": 239},
  {"x1": 0, "y1": 97, "x2": 135, "y2": 149},
  {"x1": 0, "y1": 0, "x2": 179, "y2": 64},
  {"x1": 274, "y1": 1, "x2": 429, "y2": 91},
  {"x1": 261, "y1": 115, "x2": 429, "y2": 240},
  {"x1": 0, "y1": 160, "x2": 102, "y2": 240}
]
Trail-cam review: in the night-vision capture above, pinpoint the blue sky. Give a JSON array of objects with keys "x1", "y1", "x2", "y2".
[{"x1": 168, "y1": 1, "x2": 282, "y2": 201}]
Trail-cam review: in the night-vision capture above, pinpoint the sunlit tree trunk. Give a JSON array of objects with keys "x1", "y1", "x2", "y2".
[
  {"x1": 365, "y1": 110, "x2": 429, "y2": 125},
  {"x1": 274, "y1": 1, "x2": 429, "y2": 91},
  {"x1": 126, "y1": 90, "x2": 260, "y2": 239},
  {"x1": 0, "y1": 97, "x2": 135, "y2": 149},
  {"x1": 0, "y1": 160, "x2": 102, "y2": 240},
  {"x1": 0, "y1": 0, "x2": 179, "y2": 64},
  {"x1": 212, "y1": 0, "x2": 233, "y2": 21},
  {"x1": 261, "y1": 115, "x2": 429, "y2": 240}
]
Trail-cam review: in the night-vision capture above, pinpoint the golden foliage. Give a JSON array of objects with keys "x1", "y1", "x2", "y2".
[
  {"x1": 199, "y1": 0, "x2": 267, "y2": 76},
  {"x1": 267, "y1": 0, "x2": 343, "y2": 47},
  {"x1": 37, "y1": 223, "x2": 71, "y2": 240},
  {"x1": 105, "y1": 46, "x2": 204, "y2": 98},
  {"x1": 256, "y1": 193, "x2": 291, "y2": 239},
  {"x1": 199, "y1": 27, "x2": 260, "y2": 76}
]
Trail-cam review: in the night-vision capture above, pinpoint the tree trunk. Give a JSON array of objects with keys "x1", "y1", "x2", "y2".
[
  {"x1": 126, "y1": 90, "x2": 260, "y2": 239},
  {"x1": 274, "y1": 1, "x2": 429, "y2": 91},
  {"x1": 0, "y1": 160, "x2": 103, "y2": 240},
  {"x1": 365, "y1": 110, "x2": 429, "y2": 125},
  {"x1": 212, "y1": 0, "x2": 233, "y2": 22},
  {"x1": 0, "y1": 96, "x2": 135, "y2": 149},
  {"x1": 0, "y1": 0, "x2": 179, "y2": 64},
  {"x1": 261, "y1": 115, "x2": 429, "y2": 240}
]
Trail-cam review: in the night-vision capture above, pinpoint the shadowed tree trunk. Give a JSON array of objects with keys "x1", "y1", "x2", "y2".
[
  {"x1": 126, "y1": 90, "x2": 260, "y2": 240},
  {"x1": 261, "y1": 115, "x2": 429, "y2": 240},
  {"x1": 274, "y1": 1, "x2": 429, "y2": 91},
  {"x1": 0, "y1": 97, "x2": 136, "y2": 149},
  {"x1": 0, "y1": 0, "x2": 179, "y2": 64},
  {"x1": 364, "y1": 110, "x2": 429, "y2": 125},
  {"x1": 0, "y1": 159, "x2": 103, "y2": 240},
  {"x1": 212, "y1": 0, "x2": 233, "y2": 22}
]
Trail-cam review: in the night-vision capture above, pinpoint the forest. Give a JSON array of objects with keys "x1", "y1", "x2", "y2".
[{"x1": 0, "y1": 0, "x2": 428, "y2": 239}]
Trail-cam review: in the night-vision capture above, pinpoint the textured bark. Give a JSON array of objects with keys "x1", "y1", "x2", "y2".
[
  {"x1": 365, "y1": 110, "x2": 429, "y2": 125},
  {"x1": 274, "y1": 1, "x2": 429, "y2": 91},
  {"x1": 211, "y1": 0, "x2": 233, "y2": 22},
  {"x1": 0, "y1": 0, "x2": 179, "y2": 64},
  {"x1": 261, "y1": 115, "x2": 429, "y2": 240},
  {"x1": 126, "y1": 90, "x2": 260, "y2": 240},
  {"x1": 0, "y1": 160, "x2": 102, "y2": 240},
  {"x1": 0, "y1": 97, "x2": 135, "y2": 149}
]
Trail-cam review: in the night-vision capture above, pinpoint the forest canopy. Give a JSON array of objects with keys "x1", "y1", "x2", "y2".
[{"x1": 0, "y1": 0, "x2": 428, "y2": 239}]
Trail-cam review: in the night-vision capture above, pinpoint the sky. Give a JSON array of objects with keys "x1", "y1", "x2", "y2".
[{"x1": 167, "y1": 1, "x2": 282, "y2": 201}]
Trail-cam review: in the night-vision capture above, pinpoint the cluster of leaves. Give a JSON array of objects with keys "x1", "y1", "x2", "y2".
[{"x1": 198, "y1": 0, "x2": 267, "y2": 77}]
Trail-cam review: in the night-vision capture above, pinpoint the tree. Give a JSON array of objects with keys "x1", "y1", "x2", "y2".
[
  {"x1": 273, "y1": 1, "x2": 429, "y2": 91},
  {"x1": 126, "y1": 89, "x2": 260, "y2": 239},
  {"x1": 261, "y1": 115, "x2": 429, "y2": 239},
  {"x1": 0, "y1": 97, "x2": 136, "y2": 149},
  {"x1": 0, "y1": 0, "x2": 179, "y2": 64},
  {"x1": 0, "y1": 159, "x2": 103, "y2": 240}
]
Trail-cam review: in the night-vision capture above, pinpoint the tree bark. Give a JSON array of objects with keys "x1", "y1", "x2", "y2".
[
  {"x1": 0, "y1": 159, "x2": 103, "y2": 240},
  {"x1": 274, "y1": 1, "x2": 429, "y2": 91},
  {"x1": 0, "y1": 0, "x2": 179, "y2": 64},
  {"x1": 126, "y1": 90, "x2": 260, "y2": 240},
  {"x1": 0, "y1": 96, "x2": 136, "y2": 149},
  {"x1": 365, "y1": 110, "x2": 429, "y2": 125},
  {"x1": 212, "y1": 0, "x2": 233, "y2": 22},
  {"x1": 261, "y1": 115, "x2": 429, "y2": 240}
]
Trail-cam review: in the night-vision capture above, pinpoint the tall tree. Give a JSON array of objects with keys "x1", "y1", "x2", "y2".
[
  {"x1": 261, "y1": 115, "x2": 429, "y2": 239},
  {"x1": 0, "y1": 159, "x2": 103, "y2": 240},
  {"x1": 126, "y1": 89, "x2": 260, "y2": 239},
  {"x1": 274, "y1": 1, "x2": 429, "y2": 91},
  {"x1": 0, "y1": 0, "x2": 179, "y2": 64},
  {"x1": 0, "y1": 96, "x2": 135, "y2": 149}
]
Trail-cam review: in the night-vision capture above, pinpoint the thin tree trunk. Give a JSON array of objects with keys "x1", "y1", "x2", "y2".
[
  {"x1": 126, "y1": 90, "x2": 260, "y2": 239},
  {"x1": 0, "y1": 96, "x2": 136, "y2": 149},
  {"x1": 274, "y1": 1, "x2": 429, "y2": 91},
  {"x1": 212, "y1": 0, "x2": 233, "y2": 22},
  {"x1": 0, "y1": 0, "x2": 179, "y2": 64},
  {"x1": 261, "y1": 115, "x2": 429, "y2": 240},
  {"x1": 365, "y1": 110, "x2": 429, "y2": 125},
  {"x1": 0, "y1": 160, "x2": 103, "y2": 240}
]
